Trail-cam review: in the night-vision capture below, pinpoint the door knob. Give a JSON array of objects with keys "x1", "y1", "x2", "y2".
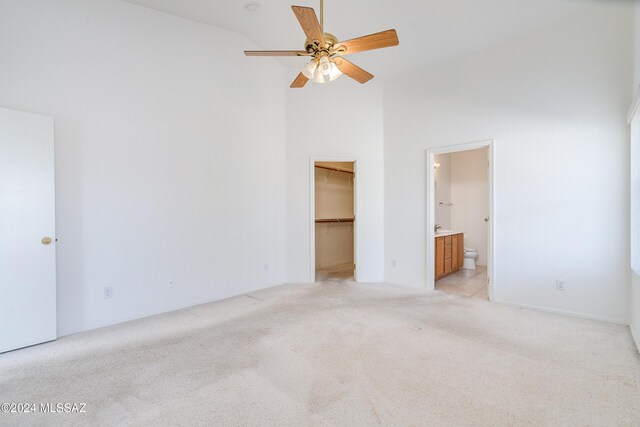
[{"x1": 41, "y1": 237, "x2": 52, "y2": 245}]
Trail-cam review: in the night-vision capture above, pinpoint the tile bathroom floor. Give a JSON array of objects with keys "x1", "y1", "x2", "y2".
[{"x1": 435, "y1": 266, "x2": 488, "y2": 300}]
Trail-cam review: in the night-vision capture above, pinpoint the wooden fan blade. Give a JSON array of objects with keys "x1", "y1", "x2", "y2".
[
  {"x1": 335, "y1": 29, "x2": 399, "y2": 55},
  {"x1": 245, "y1": 50, "x2": 308, "y2": 56},
  {"x1": 291, "y1": 6, "x2": 325, "y2": 44},
  {"x1": 290, "y1": 73, "x2": 309, "y2": 88},
  {"x1": 334, "y1": 57, "x2": 374, "y2": 84}
]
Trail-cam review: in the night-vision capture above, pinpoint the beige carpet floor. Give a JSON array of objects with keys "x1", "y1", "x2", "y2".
[{"x1": 1, "y1": 280, "x2": 639, "y2": 426}]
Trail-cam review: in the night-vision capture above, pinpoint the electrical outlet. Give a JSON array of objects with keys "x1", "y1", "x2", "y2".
[
  {"x1": 391, "y1": 259, "x2": 397, "y2": 268},
  {"x1": 556, "y1": 280, "x2": 565, "y2": 291},
  {"x1": 168, "y1": 280, "x2": 175, "y2": 288},
  {"x1": 103, "y1": 287, "x2": 113, "y2": 299}
]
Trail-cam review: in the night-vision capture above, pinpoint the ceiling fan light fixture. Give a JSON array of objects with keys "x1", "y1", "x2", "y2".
[
  {"x1": 307, "y1": 58, "x2": 342, "y2": 83},
  {"x1": 312, "y1": 69, "x2": 327, "y2": 84},
  {"x1": 317, "y1": 56, "x2": 332, "y2": 76},
  {"x1": 328, "y1": 61, "x2": 342, "y2": 81},
  {"x1": 302, "y1": 58, "x2": 318, "y2": 79}
]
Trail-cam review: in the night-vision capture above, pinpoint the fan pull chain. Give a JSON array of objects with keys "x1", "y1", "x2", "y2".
[{"x1": 320, "y1": 0, "x2": 324, "y2": 32}]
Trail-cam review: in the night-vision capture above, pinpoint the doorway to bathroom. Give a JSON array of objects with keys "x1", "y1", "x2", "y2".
[
  {"x1": 312, "y1": 161, "x2": 357, "y2": 282},
  {"x1": 426, "y1": 141, "x2": 494, "y2": 300}
]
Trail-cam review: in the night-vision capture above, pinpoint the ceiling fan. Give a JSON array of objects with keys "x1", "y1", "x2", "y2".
[{"x1": 244, "y1": 0, "x2": 399, "y2": 88}]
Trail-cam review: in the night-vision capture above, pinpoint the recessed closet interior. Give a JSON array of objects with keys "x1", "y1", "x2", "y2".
[{"x1": 315, "y1": 162, "x2": 355, "y2": 281}]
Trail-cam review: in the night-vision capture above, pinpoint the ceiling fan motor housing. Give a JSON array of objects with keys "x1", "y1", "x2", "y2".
[{"x1": 305, "y1": 33, "x2": 339, "y2": 56}]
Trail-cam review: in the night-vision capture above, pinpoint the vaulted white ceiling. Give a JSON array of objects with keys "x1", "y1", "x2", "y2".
[{"x1": 123, "y1": 0, "x2": 607, "y2": 80}]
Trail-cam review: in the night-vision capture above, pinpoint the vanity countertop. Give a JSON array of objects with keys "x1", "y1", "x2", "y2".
[{"x1": 435, "y1": 230, "x2": 463, "y2": 237}]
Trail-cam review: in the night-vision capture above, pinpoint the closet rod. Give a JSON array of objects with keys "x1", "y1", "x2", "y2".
[
  {"x1": 315, "y1": 218, "x2": 355, "y2": 223},
  {"x1": 314, "y1": 165, "x2": 354, "y2": 175}
]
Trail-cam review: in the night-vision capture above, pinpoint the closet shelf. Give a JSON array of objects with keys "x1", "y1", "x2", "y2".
[
  {"x1": 315, "y1": 218, "x2": 355, "y2": 223},
  {"x1": 315, "y1": 165, "x2": 355, "y2": 175}
]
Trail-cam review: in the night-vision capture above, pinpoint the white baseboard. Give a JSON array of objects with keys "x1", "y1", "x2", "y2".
[
  {"x1": 632, "y1": 325, "x2": 640, "y2": 354},
  {"x1": 59, "y1": 280, "x2": 286, "y2": 337},
  {"x1": 492, "y1": 299, "x2": 628, "y2": 325}
]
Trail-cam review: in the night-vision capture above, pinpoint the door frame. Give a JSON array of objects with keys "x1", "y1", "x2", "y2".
[
  {"x1": 426, "y1": 140, "x2": 495, "y2": 299},
  {"x1": 309, "y1": 157, "x2": 359, "y2": 283}
]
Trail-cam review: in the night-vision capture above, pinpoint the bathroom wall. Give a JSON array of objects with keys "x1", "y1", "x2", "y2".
[
  {"x1": 434, "y1": 149, "x2": 489, "y2": 266},
  {"x1": 450, "y1": 148, "x2": 489, "y2": 266},
  {"x1": 315, "y1": 163, "x2": 355, "y2": 270},
  {"x1": 434, "y1": 153, "x2": 452, "y2": 229}
]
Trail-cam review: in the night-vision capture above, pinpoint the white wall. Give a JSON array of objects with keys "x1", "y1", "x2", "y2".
[
  {"x1": 384, "y1": 3, "x2": 632, "y2": 322},
  {"x1": 450, "y1": 148, "x2": 489, "y2": 266},
  {"x1": 635, "y1": 2, "x2": 640, "y2": 93},
  {"x1": 2, "y1": 0, "x2": 635, "y2": 337},
  {"x1": 315, "y1": 165, "x2": 354, "y2": 269},
  {"x1": 286, "y1": 80, "x2": 385, "y2": 283},
  {"x1": 631, "y1": 2, "x2": 640, "y2": 350},
  {"x1": 630, "y1": 116, "x2": 640, "y2": 350},
  {"x1": 0, "y1": 0, "x2": 287, "y2": 336}
]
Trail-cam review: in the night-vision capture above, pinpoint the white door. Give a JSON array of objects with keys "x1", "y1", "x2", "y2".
[{"x1": 0, "y1": 107, "x2": 56, "y2": 353}]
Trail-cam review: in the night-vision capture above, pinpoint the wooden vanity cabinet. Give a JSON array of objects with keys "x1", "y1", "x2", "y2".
[
  {"x1": 435, "y1": 233, "x2": 464, "y2": 281},
  {"x1": 435, "y1": 238, "x2": 445, "y2": 277}
]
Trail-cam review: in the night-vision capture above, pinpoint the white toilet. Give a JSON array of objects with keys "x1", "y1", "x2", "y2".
[{"x1": 463, "y1": 248, "x2": 478, "y2": 270}]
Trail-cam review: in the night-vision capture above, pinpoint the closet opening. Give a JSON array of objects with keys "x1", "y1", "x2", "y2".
[{"x1": 313, "y1": 161, "x2": 356, "y2": 282}]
